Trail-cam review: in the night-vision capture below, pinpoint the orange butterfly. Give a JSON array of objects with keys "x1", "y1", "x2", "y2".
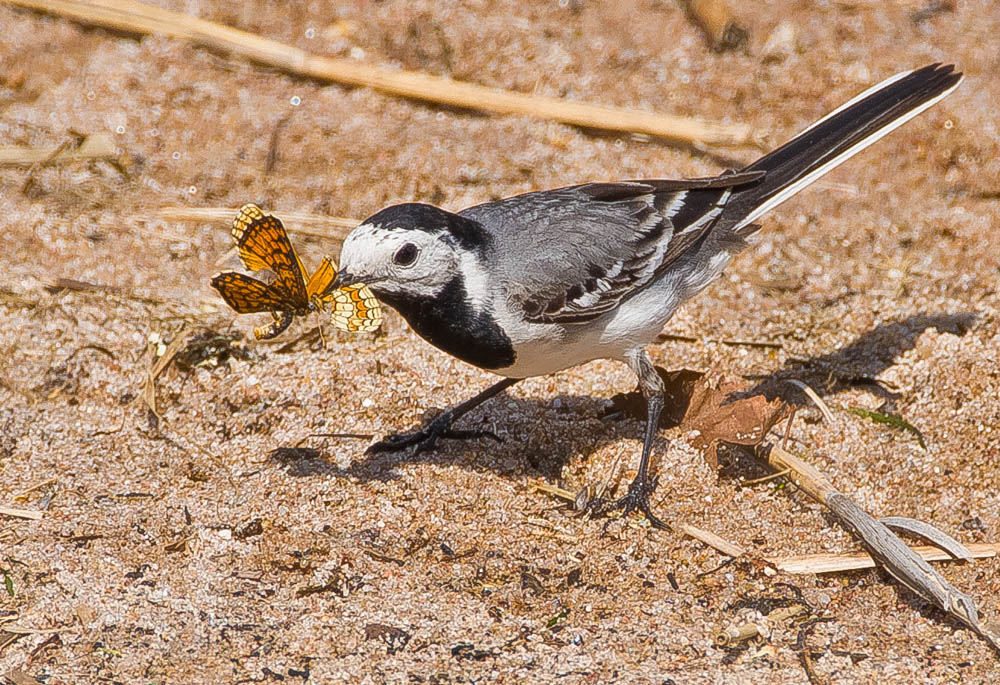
[
  {"x1": 331, "y1": 283, "x2": 383, "y2": 333},
  {"x1": 211, "y1": 204, "x2": 382, "y2": 339}
]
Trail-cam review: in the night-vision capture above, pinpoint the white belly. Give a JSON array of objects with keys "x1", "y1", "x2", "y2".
[{"x1": 491, "y1": 249, "x2": 734, "y2": 379}]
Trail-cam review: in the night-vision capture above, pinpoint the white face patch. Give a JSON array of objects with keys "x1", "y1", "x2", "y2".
[
  {"x1": 338, "y1": 221, "x2": 462, "y2": 303},
  {"x1": 338, "y1": 223, "x2": 395, "y2": 272}
]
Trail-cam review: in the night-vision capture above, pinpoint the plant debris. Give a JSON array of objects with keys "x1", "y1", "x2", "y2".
[
  {"x1": 173, "y1": 330, "x2": 252, "y2": 371},
  {"x1": 845, "y1": 406, "x2": 927, "y2": 449},
  {"x1": 610, "y1": 368, "x2": 790, "y2": 468}
]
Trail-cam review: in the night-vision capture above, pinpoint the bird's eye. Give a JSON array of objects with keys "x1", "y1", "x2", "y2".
[{"x1": 393, "y1": 242, "x2": 419, "y2": 267}]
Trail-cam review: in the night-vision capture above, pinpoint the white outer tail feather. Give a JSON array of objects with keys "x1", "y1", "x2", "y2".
[{"x1": 733, "y1": 69, "x2": 964, "y2": 232}]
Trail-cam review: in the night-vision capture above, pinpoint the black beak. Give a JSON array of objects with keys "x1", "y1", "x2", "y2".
[{"x1": 337, "y1": 269, "x2": 359, "y2": 287}]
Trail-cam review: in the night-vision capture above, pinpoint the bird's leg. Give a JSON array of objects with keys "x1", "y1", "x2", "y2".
[
  {"x1": 592, "y1": 349, "x2": 669, "y2": 529},
  {"x1": 367, "y1": 377, "x2": 521, "y2": 455}
]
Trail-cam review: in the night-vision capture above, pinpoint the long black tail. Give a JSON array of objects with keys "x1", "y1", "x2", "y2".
[{"x1": 721, "y1": 63, "x2": 962, "y2": 234}]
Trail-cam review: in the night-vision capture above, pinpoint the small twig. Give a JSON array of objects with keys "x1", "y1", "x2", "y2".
[
  {"x1": 771, "y1": 543, "x2": 999, "y2": 575},
  {"x1": 786, "y1": 379, "x2": 837, "y2": 425},
  {"x1": 142, "y1": 324, "x2": 194, "y2": 419},
  {"x1": 742, "y1": 468, "x2": 790, "y2": 486},
  {"x1": 362, "y1": 547, "x2": 407, "y2": 566},
  {"x1": 9, "y1": 0, "x2": 757, "y2": 147},
  {"x1": 765, "y1": 443, "x2": 999, "y2": 652},
  {"x1": 780, "y1": 408, "x2": 798, "y2": 449},
  {"x1": 677, "y1": 519, "x2": 996, "y2": 574},
  {"x1": 0, "y1": 506, "x2": 42, "y2": 520},
  {"x1": 719, "y1": 338, "x2": 784, "y2": 350},
  {"x1": 14, "y1": 478, "x2": 56, "y2": 500},
  {"x1": 264, "y1": 113, "x2": 291, "y2": 175},
  {"x1": 0, "y1": 632, "x2": 24, "y2": 655},
  {"x1": 1, "y1": 625, "x2": 73, "y2": 635},
  {"x1": 655, "y1": 332, "x2": 700, "y2": 344},
  {"x1": 295, "y1": 432, "x2": 375, "y2": 447},
  {"x1": 0, "y1": 132, "x2": 115, "y2": 166},
  {"x1": 533, "y1": 481, "x2": 576, "y2": 502},
  {"x1": 90, "y1": 411, "x2": 127, "y2": 437},
  {"x1": 525, "y1": 517, "x2": 580, "y2": 544},
  {"x1": 46, "y1": 277, "x2": 169, "y2": 306},
  {"x1": 680, "y1": 524, "x2": 745, "y2": 558},
  {"x1": 654, "y1": 332, "x2": 784, "y2": 349},
  {"x1": 880, "y1": 516, "x2": 973, "y2": 561}
]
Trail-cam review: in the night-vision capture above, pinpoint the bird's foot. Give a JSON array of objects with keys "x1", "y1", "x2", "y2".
[
  {"x1": 588, "y1": 475, "x2": 669, "y2": 530},
  {"x1": 366, "y1": 419, "x2": 501, "y2": 455}
]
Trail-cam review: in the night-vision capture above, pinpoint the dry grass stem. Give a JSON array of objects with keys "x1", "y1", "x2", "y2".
[
  {"x1": 772, "y1": 543, "x2": 999, "y2": 575},
  {"x1": 680, "y1": 511, "x2": 995, "y2": 575},
  {"x1": 786, "y1": 379, "x2": 838, "y2": 425},
  {"x1": 1, "y1": 625, "x2": 74, "y2": 635},
  {"x1": 14, "y1": 478, "x2": 57, "y2": 500},
  {"x1": 680, "y1": 523, "x2": 745, "y2": 557},
  {"x1": 46, "y1": 277, "x2": 171, "y2": 306},
  {"x1": 532, "y1": 481, "x2": 576, "y2": 502},
  {"x1": 142, "y1": 324, "x2": 194, "y2": 418},
  {"x1": 741, "y1": 468, "x2": 791, "y2": 486},
  {"x1": 655, "y1": 332, "x2": 784, "y2": 349},
  {"x1": 0, "y1": 132, "x2": 115, "y2": 165},
  {"x1": 158, "y1": 206, "x2": 359, "y2": 243},
  {"x1": 765, "y1": 443, "x2": 997, "y2": 651},
  {"x1": 9, "y1": 0, "x2": 756, "y2": 147},
  {"x1": 0, "y1": 506, "x2": 43, "y2": 520}
]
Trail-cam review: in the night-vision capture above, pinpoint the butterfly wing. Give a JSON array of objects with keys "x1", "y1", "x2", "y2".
[
  {"x1": 230, "y1": 204, "x2": 309, "y2": 309},
  {"x1": 305, "y1": 255, "x2": 338, "y2": 304},
  {"x1": 210, "y1": 271, "x2": 291, "y2": 314},
  {"x1": 331, "y1": 284, "x2": 383, "y2": 332}
]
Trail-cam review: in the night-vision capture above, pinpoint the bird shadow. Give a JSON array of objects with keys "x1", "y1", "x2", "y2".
[
  {"x1": 737, "y1": 312, "x2": 978, "y2": 404},
  {"x1": 269, "y1": 393, "x2": 630, "y2": 484},
  {"x1": 269, "y1": 311, "x2": 978, "y2": 484}
]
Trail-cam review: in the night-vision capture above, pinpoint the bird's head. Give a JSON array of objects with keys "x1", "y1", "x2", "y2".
[{"x1": 338, "y1": 203, "x2": 489, "y2": 303}]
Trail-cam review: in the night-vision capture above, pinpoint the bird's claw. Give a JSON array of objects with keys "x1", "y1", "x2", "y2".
[
  {"x1": 366, "y1": 423, "x2": 501, "y2": 455},
  {"x1": 587, "y1": 475, "x2": 669, "y2": 530}
]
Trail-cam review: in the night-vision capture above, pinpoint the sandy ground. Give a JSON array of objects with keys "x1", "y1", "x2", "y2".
[{"x1": 1, "y1": 1, "x2": 999, "y2": 682}]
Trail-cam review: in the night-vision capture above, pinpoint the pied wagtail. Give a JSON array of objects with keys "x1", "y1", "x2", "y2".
[{"x1": 337, "y1": 63, "x2": 962, "y2": 527}]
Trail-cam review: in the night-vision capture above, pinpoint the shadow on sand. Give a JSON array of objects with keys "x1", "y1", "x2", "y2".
[{"x1": 270, "y1": 311, "x2": 978, "y2": 483}]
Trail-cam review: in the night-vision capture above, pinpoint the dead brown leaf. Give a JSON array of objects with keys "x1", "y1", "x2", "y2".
[{"x1": 610, "y1": 368, "x2": 790, "y2": 468}]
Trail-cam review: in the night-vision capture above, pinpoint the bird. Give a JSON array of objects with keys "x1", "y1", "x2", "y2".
[{"x1": 336, "y1": 63, "x2": 962, "y2": 528}]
